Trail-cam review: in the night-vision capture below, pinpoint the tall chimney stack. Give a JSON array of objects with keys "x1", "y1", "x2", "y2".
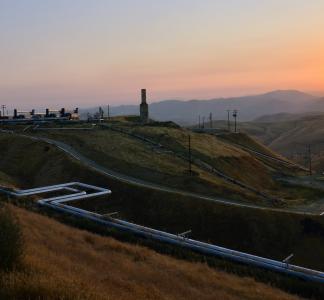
[
  {"x1": 140, "y1": 89, "x2": 149, "y2": 123},
  {"x1": 141, "y1": 89, "x2": 147, "y2": 104}
]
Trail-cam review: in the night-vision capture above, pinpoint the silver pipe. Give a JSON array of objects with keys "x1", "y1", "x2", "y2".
[{"x1": 2, "y1": 182, "x2": 323, "y2": 283}]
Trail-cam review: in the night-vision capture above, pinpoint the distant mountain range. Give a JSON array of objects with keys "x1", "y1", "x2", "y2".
[{"x1": 81, "y1": 90, "x2": 324, "y2": 125}]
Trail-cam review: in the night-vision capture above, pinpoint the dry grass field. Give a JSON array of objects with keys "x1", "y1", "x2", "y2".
[
  {"x1": 31, "y1": 124, "x2": 312, "y2": 202},
  {"x1": 0, "y1": 131, "x2": 323, "y2": 298},
  {"x1": 237, "y1": 113, "x2": 324, "y2": 173},
  {"x1": 217, "y1": 132, "x2": 290, "y2": 160},
  {"x1": 2, "y1": 121, "x2": 323, "y2": 205},
  {"x1": 131, "y1": 126, "x2": 278, "y2": 188},
  {"x1": 0, "y1": 204, "x2": 301, "y2": 300},
  {"x1": 30, "y1": 128, "x2": 257, "y2": 201}
]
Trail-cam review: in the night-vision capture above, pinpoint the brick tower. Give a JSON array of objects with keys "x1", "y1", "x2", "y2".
[{"x1": 140, "y1": 89, "x2": 149, "y2": 123}]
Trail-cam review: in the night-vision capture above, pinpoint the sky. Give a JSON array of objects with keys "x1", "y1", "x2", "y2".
[{"x1": 1, "y1": 0, "x2": 324, "y2": 109}]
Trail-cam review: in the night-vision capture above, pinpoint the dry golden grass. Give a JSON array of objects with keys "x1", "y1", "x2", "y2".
[
  {"x1": 29, "y1": 126, "x2": 317, "y2": 203},
  {"x1": 132, "y1": 127, "x2": 277, "y2": 189},
  {"x1": 38, "y1": 130, "x2": 190, "y2": 177},
  {"x1": 31, "y1": 130, "x2": 248, "y2": 199},
  {"x1": 133, "y1": 127, "x2": 246, "y2": 158},
  {"x1": 1, "y1": 205, "x2": 301, "y2": 300}
]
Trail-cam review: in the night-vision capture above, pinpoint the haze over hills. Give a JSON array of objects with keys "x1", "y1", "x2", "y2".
[
  {"x1": 241, "y1": 113, "x2": 324, "y2": 150},
  {"x1": 253, "y1": 112, "x2": 322, "y2": 123},
  {"x1": 81, "y1": 90, "x2": 323, "y2": 125},
  {"x1": 231, "y1": 112, "x2": 324, "y2": 173}
]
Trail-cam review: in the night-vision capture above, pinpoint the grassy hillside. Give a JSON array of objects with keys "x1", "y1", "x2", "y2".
[
  {"x1": 30, "y1": 127, "x2": 255, "y2": 202},
  {"x1": 216, "y1": 132, "x2": 287, "y2": 159},
  {"x1": 1, "y1": 131, "x2": 324, "y2": 298},
  {"x1": 238, "y1": 113, "x2": 324, "y2": 173},
  {"x1": 193, "y1": 119, "x2": 297, "y2": 146},
  {"x1": 116, "y1": 123, "x2": 317, "y2": 203},
  {"x1": 1, "y1": 121, "x2": 323, "y2": 204},
  {"x1": 129, "y1": 126, "x2": 277, "y2": 190},
  {"x1": 0, "y1": 204, "x2": 301, "y2": 300},
  {"x1": 1, "y1": 133, "x2": 324, "y2": 269}
]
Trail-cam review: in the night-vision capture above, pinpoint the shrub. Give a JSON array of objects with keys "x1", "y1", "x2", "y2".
[{"x1": 0, "y1": 205, "x2": 24, "y2": 271}]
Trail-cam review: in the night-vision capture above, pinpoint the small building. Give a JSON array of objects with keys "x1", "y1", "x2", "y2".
[{"x1": 140, "y1": 89, "x2": 149, "y2": 123}]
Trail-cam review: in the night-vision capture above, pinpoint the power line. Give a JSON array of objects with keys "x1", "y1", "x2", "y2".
[
  {"x1": 1, "y1": 105, "x2": 6, "y2": 117},
  {"x1": 233, "y1": 109, "x2": 238, "y2": 133},
  {"x1": 227, "y1": 110, "x2": 231, "y2": 132},
  {"x1": 308, "y1": 144, "x2": 312, "y2": 176},
  {"x1": 188, "y1": 135, "x2": 192, "y2": 175},
  {"x1": 294, "y1": 142, "x2": 314, "y2": 175}
]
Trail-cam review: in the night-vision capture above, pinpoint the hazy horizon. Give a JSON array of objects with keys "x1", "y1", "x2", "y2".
[
  {"x1": 1, "y1": 0, "x2": 324, "y2": 109},
  {"x1": 1, "y1": 89, "x2": 324, "y2": 112}
]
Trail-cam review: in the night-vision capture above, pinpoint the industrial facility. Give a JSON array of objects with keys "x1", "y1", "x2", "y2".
[
  {"x1": 1, "y1": 88, "x2": 148, "y2": 125},
  {"x1": 86, "y1": 88, "x2": 150, "y2": 123},
  {"x1": 0, "y1": 107, "x2": 79, "y2": 124}
]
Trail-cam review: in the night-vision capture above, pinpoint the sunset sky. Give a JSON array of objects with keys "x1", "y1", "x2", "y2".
[{"x1": 1, "y1": 0, "x2": 324, "y2": 108}]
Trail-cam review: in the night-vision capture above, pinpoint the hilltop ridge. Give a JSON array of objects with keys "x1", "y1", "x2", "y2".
[{"x1": 81, "y1": 90, "x2": 319, "y2": 124}]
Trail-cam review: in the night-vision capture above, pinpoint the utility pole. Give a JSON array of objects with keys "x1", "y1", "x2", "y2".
[
  {"x1": 227, "y1": 110, "x2": 231, "y2": 132},
  {"x1": 98, "y1": 107, "x2": 104, "y2": 123},
  {"x1": 107, "y1": 105, "x2": 110, "y2": 120},
  {"x1": 1, "y1": 105, "x2": 6, "y2": 117},
  {"x1": 198, "y1": 115, "x2": 201, "y2": 129},
  {"x1": 233, "y1": 109, "x2": 238, "y2": 133},
  {"x1": 308, "y1": 144, "x2": 312, "y2": 176},
  {"x1": 188, "y1": 135, "x2": 192, "y2": 175},
  {"x1": 209, "y1": 112, "x2": 213, "y2": 129}
]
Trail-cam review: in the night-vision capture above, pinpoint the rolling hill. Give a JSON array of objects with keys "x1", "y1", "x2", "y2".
[
  {"x1": 21, "y1": 119, "x2": 323, "y2": 207},
  {"x1": 236, "y1": 113, "x2": 324, "y2": 173},
  {"x1": 1, "y1": 124, "x2": 324, "y2": 299},
  {"x1": 0, "y1": 203, "x2": 301, "y2": 300}
]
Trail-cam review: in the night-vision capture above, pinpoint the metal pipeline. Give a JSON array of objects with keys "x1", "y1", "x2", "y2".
[{"x1": 1, "y1": 182, "x2": 324, "y2": 284}]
